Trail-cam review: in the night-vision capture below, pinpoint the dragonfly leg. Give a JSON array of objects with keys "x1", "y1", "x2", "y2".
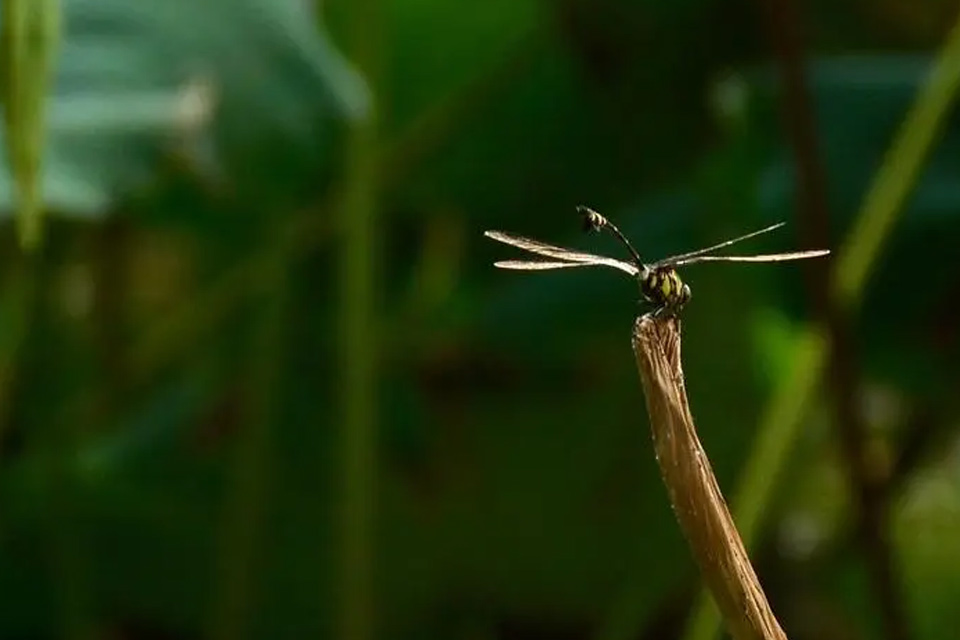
[
  {"x1": 650, "y1": 304, "x2": 670, "y2": 319},
  {"x1": 648, "y1": 300, "x2": 686, "y2": 319}
]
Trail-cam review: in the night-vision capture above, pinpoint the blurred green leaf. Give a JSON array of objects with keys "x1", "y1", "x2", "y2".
[{"x1": 0, "y1": 0, "x2": 368, "y2": 219}]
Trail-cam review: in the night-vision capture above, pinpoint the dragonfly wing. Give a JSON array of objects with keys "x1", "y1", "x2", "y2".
[
  {"x1": 494, "y1": 258, "x2": 639, "y2": 276},
  {"x1": 668, "y1": 249, "x2": 830, "y2": 267},
  {"x1": 484, "y1": 230, "x2": 627, "y2": 264},
  {"x1": 495, "y1": 260, "x2": 592, "y2": 270},
  {"x1": 653, "y1": 222, "x2": 786, "y2": 268}
]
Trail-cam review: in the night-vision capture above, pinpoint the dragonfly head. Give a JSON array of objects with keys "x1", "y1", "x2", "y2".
[{"x1": 639, "y1": 267, "x2": 691, "y2": 311}]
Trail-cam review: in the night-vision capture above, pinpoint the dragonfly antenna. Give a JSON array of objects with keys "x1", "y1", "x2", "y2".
[{"x1": 577, "y1": 206, "x2": 644, "y2": 266}]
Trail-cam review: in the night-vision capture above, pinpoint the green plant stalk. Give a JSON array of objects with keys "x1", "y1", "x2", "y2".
[
  {"x1": 337, "y1": 1, "x2": 381, "y2": 639},
  {"x1": 0, "y1": 0, "x2": 61, "y2": 252},
  {"x1": 339, "y1": 123, "x2": 379, "y2": 640},
  {"x1": 207, "y1": 246, "x2": 289, "y2": 640},
  {"x1": 682, "y1": 13, "x2": 960, "y2": 640}
]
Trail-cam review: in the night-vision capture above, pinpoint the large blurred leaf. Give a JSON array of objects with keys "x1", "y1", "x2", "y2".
[
  {"x1": 751, "y1": 56, "x2": 960, "y2": 226},
  {"x1": 0, "y1": 0, "x2": 368, "y2": 218}
]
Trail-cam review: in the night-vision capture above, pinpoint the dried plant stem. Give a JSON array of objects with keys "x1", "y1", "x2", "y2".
[{"x1": 632, "y1": 315, "x2": 786, "y2": 640}]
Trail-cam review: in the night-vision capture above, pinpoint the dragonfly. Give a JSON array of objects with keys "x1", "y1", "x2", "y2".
[{"x1": 484, "y1": 206, "x2": 830, "y2": 316}]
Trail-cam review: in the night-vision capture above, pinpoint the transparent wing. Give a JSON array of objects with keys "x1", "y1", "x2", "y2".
[
  {"x1": 495, "y1": 260, "x2": 584, "y2": 270},
  {"x1": 493, "y1": 258, "x2": 639, "y2": 275},
  {"x1": 668, "y1": 249, "x2": 830, "y2": 267},
  {"x1": 485, "y1": 230, "x2": 626, "y2": 264},
  {"x1": 653, "y1": 222, "x2": 786, "y2": 268}
]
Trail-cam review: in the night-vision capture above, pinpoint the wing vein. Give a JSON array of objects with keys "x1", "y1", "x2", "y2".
[{"x1": 653, "y1": 222, "x2": 786, "y2": 267}]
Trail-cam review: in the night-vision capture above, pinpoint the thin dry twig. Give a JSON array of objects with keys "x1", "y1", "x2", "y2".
[{"x1": 631, "y1": 314, "x2": 786, "y2": 640}]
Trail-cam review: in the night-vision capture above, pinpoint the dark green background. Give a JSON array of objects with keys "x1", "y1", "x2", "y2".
[{"x1": 1, "y1": 0, "x2": 959, "y2": 638}]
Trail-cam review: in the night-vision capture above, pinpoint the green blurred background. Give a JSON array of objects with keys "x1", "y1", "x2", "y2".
[{"x1": 2, "y1": 0, "x2": 960, "y2": 638}]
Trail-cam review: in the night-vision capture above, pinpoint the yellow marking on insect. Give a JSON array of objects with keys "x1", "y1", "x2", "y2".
[{"x1": 661, "y1": 275, "x2": 673, "y2": 298}]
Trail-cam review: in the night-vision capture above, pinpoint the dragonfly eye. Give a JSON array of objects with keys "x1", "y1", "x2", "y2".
[{"x1": 680, "y1": 283, "x2": 691, "y2": 304}]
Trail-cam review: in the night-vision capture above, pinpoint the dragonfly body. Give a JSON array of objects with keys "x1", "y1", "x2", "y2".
[{"x1": 485, "y1": 206, "x2": 829, "y2": 316}]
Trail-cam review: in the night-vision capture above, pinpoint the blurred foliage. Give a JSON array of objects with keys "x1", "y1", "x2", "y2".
[
  {"x1": 1, "y1": 1, "x2": 960, "y2": 639},
  {"x1": 0, "y1": 0, "x2": 61, "y2": 249}
]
